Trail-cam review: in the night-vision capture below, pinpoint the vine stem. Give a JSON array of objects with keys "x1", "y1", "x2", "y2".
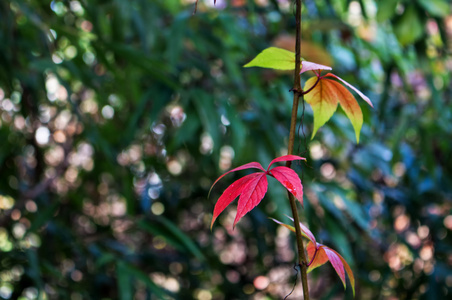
[{"x1": 285, "y1": 0, "x2": 310, "y2": 299}]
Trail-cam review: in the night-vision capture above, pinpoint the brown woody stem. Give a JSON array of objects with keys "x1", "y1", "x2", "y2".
[{"x1": 285, "y1": 0, "x2": 310, "y2": 299}]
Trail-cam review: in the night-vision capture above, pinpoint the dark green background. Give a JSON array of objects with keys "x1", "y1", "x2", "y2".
[{"x1": 1, "y1": 0, "x2": 451, "y2": 299}]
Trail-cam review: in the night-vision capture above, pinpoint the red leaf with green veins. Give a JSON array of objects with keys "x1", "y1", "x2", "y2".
[
  {"x1": 234, "y1": 173, "x2": 268, "y2": 227},
  {"x1": 268, "y1": 166, "x2": 303, "y2": 205},
  {"x1": 211, "y1": 173, "x2": 261, "y2": 229},
  {"x1": 210, "y1": 155, "x2": 305, "y2": 228}
]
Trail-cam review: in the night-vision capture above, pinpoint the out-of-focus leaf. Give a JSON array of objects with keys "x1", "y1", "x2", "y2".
[
  {"x1": 394, "y1": 5, "x2": 424, "y2": 46},
  {"x1": 418, "y1": 0, "x2": 450, "y2": 17},
  {"x1": 118, "y1": 261, "x2": 170, "y2": 299},
  {"x1": 138, "y1": 217, "x2": 206, "y2": 262},
  {"x1": 376, "y1": 0, "x2": 399, "y2": 22},
  {"x1": 117, "y1": 261, "x2": 133, "y2": 300},
  {"x1": 272, "y1": 35, "x2": 334, "y2": 67}
]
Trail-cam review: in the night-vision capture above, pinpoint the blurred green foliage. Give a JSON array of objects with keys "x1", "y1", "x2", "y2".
[{"x1": 0, "y1": 0, "x2": 452, "y2": 299}]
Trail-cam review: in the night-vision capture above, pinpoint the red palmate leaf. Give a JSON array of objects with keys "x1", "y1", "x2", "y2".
[
  {"x1": 210, "y1": 155, "x2": 305, "y2": 228},
  {"x1": 211, "y1": 173, "x2": 262, "y2": 229},
  {"x1": 234, "y1": 173, "x2": 268, "y2": 227},
  {"x1": 269, "y1": 166, "x2": 303, "y2": 204},
  {"x1": 273, "y1": 219, "x2": 356, "y2": 296}
]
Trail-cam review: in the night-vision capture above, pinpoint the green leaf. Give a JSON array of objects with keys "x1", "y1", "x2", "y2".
[
  {"x1": 418, "y1": 0, "x2": 450, "y2": 17},
  {"x1": 244, "y1": 47, "x2": 297, "y2": 70},
  {"x1": 117, "y1": 261, "x2": 133, "y2": 300},
  {"x1": 394, "y1": 6, "x2": 424, "y2": 46},
  {"x1": 376, "y1": 0, "x2": 399, "y2": 22}
]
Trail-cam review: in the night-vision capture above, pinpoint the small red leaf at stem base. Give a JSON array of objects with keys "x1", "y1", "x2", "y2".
[
  {"x1": 211, "y1": 173, "x2": 262, "y2": 229},
  {"x1": 234, "y1": 173, "x2": 268, "y2": 227},
  {"x1": 268, "y1": 166, "x2": 304, "y2": 205},
  {"x1": 307, "y1": 242, "x2": 328, "y2": 272}
]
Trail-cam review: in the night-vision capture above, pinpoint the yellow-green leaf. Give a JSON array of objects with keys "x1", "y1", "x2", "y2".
[
  {"x1": 304, "y1": 77, "x2": 339, "y2": 139},
  {"x1": 244, "y1": 47, "x2": 296, "y2": 70}
]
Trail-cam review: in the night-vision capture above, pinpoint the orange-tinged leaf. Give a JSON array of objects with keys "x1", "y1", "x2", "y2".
[
  {"x1": 325, "y1": 79, "x2": 363, "y2": 143},
  {"x1": 211, "y1": 173, "x2": 262, "y2": 229},
  {"x1": 307, "y1": 242, "x2": 329, "y2": 272},
  {"x1": 324, "y1": 247, "x2": 346, "y2": 289},
  {"x1": 324, "y1": 73, "x2": 373, "y2": 108},
  {"x1": 304, "y1": 77, "x2": 339, "y2": 139},
  {"x1": 338, "y1": 251, "x2": 356, "y2": 296},
  {"x1": 268, "y1": 166, "x2": 303, "y2": 205},
  {"x1": 308, "y1": 243, "x2": 355, "y2": 296},
  {"x1": 234, "y1": 173, "x2": 268, "y2": 226},
  {"x1": 272, "y1": 217, "x2": 355, "y2": 296}
]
